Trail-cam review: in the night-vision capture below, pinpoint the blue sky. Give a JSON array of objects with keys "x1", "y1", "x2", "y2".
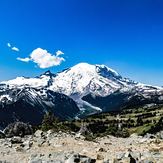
[{"x1": 0, "y1": 0, "x2": 163, "y2": 86}]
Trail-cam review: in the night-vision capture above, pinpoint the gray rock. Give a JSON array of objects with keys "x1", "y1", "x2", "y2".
[
  {"x1": 75, "y1": 133, "x2": 85, "y2": 140},
  {"x1": 98, "y1": 147, "x2": 107, "y2": 152},
  {"x1": 22, "y1": 139, "x2": 33, "y2": 150},
  {"x1": 37, "y1": 138, "x2": 46, "y2": 147},
  {"x1": 115, "y1": 152, "x2": 136, "y2": 163},
  {"x1": 130, "y1": 151, "x2": 141, "y2": 160},
  {"x1": 29, "y1": 159, "x2": 42, "y2": 163},
  {"x1": 116, "y1": 152, "x2": 125, "y2": 160},
  {"x1": 3, "y1": 141, "x2": 12, "y2": 148},
  {"x1": 144, "y1": 133, "x2": 156, "y2": 139},
  {"x1": 29, "y1": 154, "x2": 43, "y2": 163},
  {"x1": 96, "y1": 154, "x2": 104, "y2": 160},
  {"x1": 29, "y1": 152, "x2": 95, "y2": 163},
  {"x1": 14, "y1": 146, "x2": 24, "y2": 152},
  {"x1": 66, "y1": 153, "x2": 96, "y2": 163},
  {"x1": 10, "y1": 136, "x2": 23, "y2": 144},
  {"x1": 130, "y1": 133, "x2": 138, "y2": 138},
  {"x1": 46, "y1": 130, "x2": 54, "y2": 137},
  {"x1": 34, "y1": 130, "x2": 44, "y2": 138},
  {"x1": 156, "y1": 131, "x2": 163, "y2": 139}
]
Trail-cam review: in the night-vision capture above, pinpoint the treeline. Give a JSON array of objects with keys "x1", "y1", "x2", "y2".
[{"x1": 38, "y1": 104, "x2": 163, "y2": 139}]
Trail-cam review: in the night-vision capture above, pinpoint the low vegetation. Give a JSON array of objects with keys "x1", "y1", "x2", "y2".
[{"x1": 39, "y1": 104, "x2": 163, "y2": 139}]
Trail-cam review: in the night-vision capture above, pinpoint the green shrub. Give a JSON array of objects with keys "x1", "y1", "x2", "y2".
[
  {"x1": 41, "y1": 112, "x2": 60, "y2": 131},
  {"x1": 41, "y1": 112, "x2": 80, "y2": 133}
]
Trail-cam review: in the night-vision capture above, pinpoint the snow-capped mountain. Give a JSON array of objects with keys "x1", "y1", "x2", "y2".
[
  {"x1": 2, "y1": 63, "x2": 134, "y2": 96},
  {"x1": 1, "y1": 62, "x2": 163, "y2": 122}
]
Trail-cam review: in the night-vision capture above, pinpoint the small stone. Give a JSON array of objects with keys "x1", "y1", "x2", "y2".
[
  {"x1": 144, "y1": 133, "x2": 156, "y2": 139},
  {"x1": 48, "y1": 153, "x2": 52, "y2": 158},
  {"x1": 98, "y1": 147, "x2": 107, "y2": 152},
  {"x1": 75, "y1": 133, "x2": 85, "y2": 140},
  {"x1": 22, "y1": 140, "x2": 33, "y2": 150},
  {"x1": 34, "y1": 130, "x2": 44, "y2": 138},
  {"x1": 66, "y1": 153, "x2": 96, "y2": 163},
  {"x1": 11, "y1": 136, "x2": 23, "y2": 144},
  {"x1": 97, "y1": 154, "x2": 104, "y2": 160},
  {"x1": 15, "y1": 146, "x2": 24, "y2": 152},
  {"x1": 37, "y1": 139, "x2": 46, "y2": 147},
  {"x1": 116, "y1": 152, "x2": 125, "y2": 160}
]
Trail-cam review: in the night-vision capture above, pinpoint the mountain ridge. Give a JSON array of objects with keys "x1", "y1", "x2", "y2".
[{"x1": 0, "y1": 62, "x2": 163, "y2": 125}]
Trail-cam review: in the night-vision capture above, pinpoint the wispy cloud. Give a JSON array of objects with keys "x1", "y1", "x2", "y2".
[
  {"x1": 56, "y1": 50, "x2": 64, "y2": 56},
  {"x1": 7, "y1": 42, "x2": 20, "y2": 52},
  {"x1": 17, "y1": 57, "x2": 30, "y2": 62},
  {"x1": 17, "y1": 48, "x2": 65, "y2": 68},
  {"x1": 7, "y1": 43, "x2": 11, "y2": 48},
  {"x1": 11, "y1": 47, "x2": 19, "y2": 52}
]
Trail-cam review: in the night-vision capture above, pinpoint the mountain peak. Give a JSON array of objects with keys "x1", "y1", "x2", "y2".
[
  {"x1": 41, "y1": 70, "x2": 55, "y2": 77},
  {"x1": 69, "y1": 62, "x2": 121, "y2": 79},
  {"x1": 71, "y1": 62, "x2": 95, "y2": 70},
  {"x1": 48, "y1": 62, "x2": 125, "y2": 97}
]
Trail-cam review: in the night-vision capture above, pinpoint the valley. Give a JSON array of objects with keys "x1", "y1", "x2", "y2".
[{"x1": 71, "y1": 104, "x2": 163, "y2": 138}]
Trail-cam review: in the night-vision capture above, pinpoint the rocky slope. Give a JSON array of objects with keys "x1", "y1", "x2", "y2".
[
  {"x1": 0, "y1": 87, "x2": 79, "y2": 128},
  {"x1": 0, "y1": 130, "x2": 163, "y2": 163}
]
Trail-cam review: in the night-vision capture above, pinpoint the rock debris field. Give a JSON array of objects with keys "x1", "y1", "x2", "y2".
[{"x1": 0, "y1": 130, "x2": 163, "y2": 163}]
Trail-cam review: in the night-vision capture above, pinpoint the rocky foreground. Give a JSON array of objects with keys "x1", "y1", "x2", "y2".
[{"x1": 0, "y1": 130, "x2": 162, "y2": 163}]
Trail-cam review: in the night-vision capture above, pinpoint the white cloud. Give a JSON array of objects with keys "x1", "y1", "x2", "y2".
[
  {"x1": 11, "y1": 47, "x2": 19, "y2": 52},
  {"x1": 7, "y1": 42, "x2": 19, "y2": 52},
  {"x1": 7, "y1": 43, "x2": 11, "y2": 48},
  {"x1": 17, "y1": 48, "x2": 65, "y2": 68},
  {"x1": 56, "y1": 50, "x2": 64, "y2": 56},
  {"x1": 17, "y1": 57, "x2": 30, "y2": 62}
]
